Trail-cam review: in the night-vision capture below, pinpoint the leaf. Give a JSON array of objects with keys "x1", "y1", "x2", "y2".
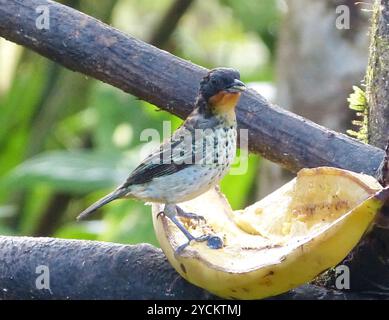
[
  {"x1": 347, "y1": 86, "x2": 368, "y2": 143},
  {"x1": 1, "y1": 150, "x2": 140, "y2": 194},
  {"x1": 347, "y1": 86, "x2": 367, "y2": 111}
]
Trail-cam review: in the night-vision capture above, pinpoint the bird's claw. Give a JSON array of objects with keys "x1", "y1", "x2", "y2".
[
  {"x1": 180, "y1": 212, "x2": 206, "y2": 223},
  {"x1": 175, "y1": 206, "x2": 207, "y2": 224},
  {"x1": 174, "y1": 234, "x2": 224, "y2": 257},
  {"x1": 174, "y1": 234, "x2": 209, "y2": 257}
]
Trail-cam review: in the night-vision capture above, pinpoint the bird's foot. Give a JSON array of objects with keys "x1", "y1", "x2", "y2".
[
  {"x1": 175, "y1": 205, "x2": 206, "y2": 224},
  {"x1": 174, "y1": 234, "x2": 210, "y2": 257},
  {"x1": 174, "y1": 234, "x2": 224, "y2": 257},
  {"x1": 160, "y1": 205, "x2": 223, "y2": 256}
]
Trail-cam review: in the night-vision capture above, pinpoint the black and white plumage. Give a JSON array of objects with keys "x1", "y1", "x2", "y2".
[{"x1": 78, "y1": 68, "x2": 246, "y2": 253}]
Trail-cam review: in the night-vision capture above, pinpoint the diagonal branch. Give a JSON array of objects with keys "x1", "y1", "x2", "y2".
[{"x1": 0, "y1": 0, "x2": 385, "y2": 175}]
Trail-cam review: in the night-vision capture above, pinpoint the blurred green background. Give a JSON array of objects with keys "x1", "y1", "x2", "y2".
[{"x1": 0, "y1": 0, "x2": 280, "y2": 245}]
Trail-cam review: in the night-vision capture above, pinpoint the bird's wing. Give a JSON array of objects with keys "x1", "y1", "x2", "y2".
[{"x1": 121, "y1": 124, "x2": 202, "y2": 187}]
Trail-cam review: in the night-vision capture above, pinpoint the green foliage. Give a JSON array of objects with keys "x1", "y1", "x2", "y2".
[
  {"x1": 221, "y1": 0, "x2": 280, "y2": 55},
  {"x1": 2, "y1": 151, "x2": 126, "y2": 193},
  {"x1": 346, "y1": 86, "x2": 368, "y2": 143}
]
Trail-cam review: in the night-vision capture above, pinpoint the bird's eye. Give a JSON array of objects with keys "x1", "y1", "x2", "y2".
[{"x1": 211, "y1": 79, "x2": 218, "y2": 85}]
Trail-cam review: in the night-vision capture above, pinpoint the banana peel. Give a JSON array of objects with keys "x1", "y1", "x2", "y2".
[{"x1": 152, "y1": 167, "x2": 389, "y2": 299}]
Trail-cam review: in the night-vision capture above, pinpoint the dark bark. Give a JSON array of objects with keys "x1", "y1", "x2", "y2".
[
  {"x1": 0, "y1": 236, "x2": 214, "y2": 299},
  {"x1": 0, "y1": 0, "x2": 385, "y2": 175},
  {"x1": 0, "y1": 236, "x2": 382, "y2": 300}
]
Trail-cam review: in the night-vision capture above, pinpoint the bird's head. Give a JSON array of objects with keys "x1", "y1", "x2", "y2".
[{"x1": 199, "y1": 68, "x2": 246, "y2": 116}]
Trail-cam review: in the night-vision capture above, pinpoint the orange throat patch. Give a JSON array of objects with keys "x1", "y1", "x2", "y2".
[{"x1": 209, "y1": 91, "x2": 241, "y2": 122}]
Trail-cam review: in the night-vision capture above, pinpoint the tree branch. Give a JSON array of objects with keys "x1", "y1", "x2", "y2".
[
  {"x1": 0, "y1": 236, "x2": 214, "y2": 299},
  {"x1": 0, "y1": 236, "x2": 382, "y2": 300},
  {"x1": 0, "y1": 0, "x2": 385, "y2": 175}
]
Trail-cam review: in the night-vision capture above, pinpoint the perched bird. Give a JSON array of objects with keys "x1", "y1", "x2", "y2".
[{"x1": 78, "y1": 68, "x2": 246, "y2": 254}]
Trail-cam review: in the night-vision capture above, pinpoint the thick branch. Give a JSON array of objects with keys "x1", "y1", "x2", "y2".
[
  {"x1": 0, "y1": 236, "x2": 213, "y2": 299},
  {"x1": 0, "y1": 236, "x2": 381, "y2": 300},
  {"x1": 0, "y1": 0, "x2": 385, "y2": 175}
]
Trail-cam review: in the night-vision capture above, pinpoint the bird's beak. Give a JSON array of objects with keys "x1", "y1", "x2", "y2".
[{"x1": 226, "y1": 79, "x2": 246, "y2": 93}]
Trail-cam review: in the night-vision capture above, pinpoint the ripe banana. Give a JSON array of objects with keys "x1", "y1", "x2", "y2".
[{"x1": 152, "y1": 167, "x2": 389, "y2": 299}]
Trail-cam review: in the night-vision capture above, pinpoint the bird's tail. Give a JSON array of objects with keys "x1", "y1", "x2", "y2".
[{"x1": 77, "y1": 188, "x2": 127, "y2": 220}]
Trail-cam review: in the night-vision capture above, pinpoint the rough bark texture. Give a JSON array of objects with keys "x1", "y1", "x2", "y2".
[
  {"x1": 0, "y1": 236, "x2": 214, "y2": 299},
  {"x1": 0, "y1": 0, "x2": 385, "y2": 176},
  {"x1": 0, "y1": 236, "x2": 383, "y2": 300}
]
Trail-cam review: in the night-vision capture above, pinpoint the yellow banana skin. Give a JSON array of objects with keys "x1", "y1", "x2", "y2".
[{"x1": 152, "y1": 167, "x2": 389, "y2": 299}]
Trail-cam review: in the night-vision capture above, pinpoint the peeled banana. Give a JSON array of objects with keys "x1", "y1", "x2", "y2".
[{"x1": 152, "y1": 167, "x2": 388, "y2": 299}]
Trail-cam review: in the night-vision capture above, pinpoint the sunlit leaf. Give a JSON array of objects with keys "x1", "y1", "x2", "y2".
[{"x1": 2, "y1": 150, "x2": 140, "y2": 194}]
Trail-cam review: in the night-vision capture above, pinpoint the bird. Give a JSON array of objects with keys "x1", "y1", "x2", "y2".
[{"x1": 78, "y1": 67, "x2": 246, "y2": 254}]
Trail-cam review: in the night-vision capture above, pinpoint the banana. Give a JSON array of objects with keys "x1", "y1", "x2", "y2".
[{"x1": 152, "y1": 167, "x2": 389, "y2": 299}]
